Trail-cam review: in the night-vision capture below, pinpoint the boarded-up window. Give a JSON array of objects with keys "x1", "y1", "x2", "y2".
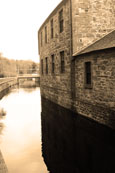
[
  {"x1": 45, "y1": 57, "x2": 48, "y2": 74},
  {"x1": 51, "y1": 19, "x2": 54, "y2": 39},
  {"x1": 85, "y1": 62, "x2": 92, "y2": 87},
  {"x1": 41, "y1": 32, "x2": 42, "y2": 47},
  {"x1": 51, "y1": 54, "x2": 55, "y2": 73},
  {"x1": 41, "y1": 59, "x2": 43, "y2": 75},
  {"x1": 59, "y1": 9, "x2": 64, "y2": 33},
  {"x1": 45, "y1": 26, "x2": 47, "y2": 43},
  {"x1": 60, "y1": 51, "x2": 65, "y2": 73}
]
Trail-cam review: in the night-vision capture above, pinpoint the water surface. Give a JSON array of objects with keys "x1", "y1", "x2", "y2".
[{"x1": 0, "y1": 87, "x2": 48, "y2": 173}]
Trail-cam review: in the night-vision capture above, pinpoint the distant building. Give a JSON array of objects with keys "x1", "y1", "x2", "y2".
[{"x1": 38, "y1": 0, "x2": 115, "y2": 129}]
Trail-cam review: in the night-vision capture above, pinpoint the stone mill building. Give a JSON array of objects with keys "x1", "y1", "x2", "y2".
[
  {"x1": 38, "y1": 1, "x2": 115, "y2": 172},
  {"x1": 38, "y1": 0, "x2": 115, "y2": 129}
]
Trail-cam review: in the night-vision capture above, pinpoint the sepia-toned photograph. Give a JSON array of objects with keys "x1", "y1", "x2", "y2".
[{"x1": 0, "y1": 0, "x2": 115, "y2": 172}]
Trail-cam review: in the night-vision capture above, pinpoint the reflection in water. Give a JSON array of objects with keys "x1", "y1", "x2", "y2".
[
  {"x1": 0, "y1": 88, "x2": 48, "y2": 173},
  {"x1": 41, "y1": 97, "x2": 115, "y2": 173}
]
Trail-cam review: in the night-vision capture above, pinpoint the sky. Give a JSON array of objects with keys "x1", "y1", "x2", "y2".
[{"x1": 0, "y1": 0, "x2": 62, "y2": 62}]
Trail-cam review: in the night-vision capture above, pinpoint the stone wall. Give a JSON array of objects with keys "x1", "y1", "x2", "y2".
[
  {"x1": 0, "y1": 78, "x2": 18, "y2": 99},
  {"x1": 74, "y1": 48, "x2": 115, "y2": 128},
  {"x1": 38, "y1": 0, "x2": 115, "y2": 129},
  {"x1": 72, "y1": 0, "x2": 115, "y2": 54},
  {"x1": 39, "y1": 0, "x2": 72, "y2": 109}
]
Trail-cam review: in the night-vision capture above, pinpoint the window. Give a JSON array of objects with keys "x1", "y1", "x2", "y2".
[
  {"x1": 45, "y1": 26, "x2": 47, "y2": 43},
  {"x1": 51, "y1": 19, "x2": 54, "y2": 39},
  {"x1": 41, "y1": 32, "x2": 42, "y2": 47},
  {"x1": 85, "y1": 62, "x2": 92, "y2": 87},
  {"x1": 45, "y1": 57, "x2": 48, "y2": 74},
  {"x1": 59, "y1": 9, "x2": 64, "y2": 33},
  {"x1": 41, "y1": 59, "x2": 43, "y2": 75},
  {"x1": 60, "y1": 51, "x2": 65, "y2": 73},
  {"x1": 51, "y1": 54, "x2": 55, "y2": 73}
]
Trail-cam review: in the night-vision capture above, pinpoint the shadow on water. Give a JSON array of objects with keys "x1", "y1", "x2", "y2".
[{"x1": 41, "y1": 97, "x2": 115, "y2": 173}]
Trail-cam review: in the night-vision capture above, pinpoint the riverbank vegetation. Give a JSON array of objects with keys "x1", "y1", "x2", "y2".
[
  {"x1": 0, "y1": 108, "x2": 6, "y2": 116},
  {"x1": 0, "y1": 53, "x2": 39, "y2": 77}
]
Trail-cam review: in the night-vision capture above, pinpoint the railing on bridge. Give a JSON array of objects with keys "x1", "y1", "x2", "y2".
[
  {"x1": 17, "y1": 74, "x2": 40, "y2": 79},
  {"x1": 17, "y1": 74, "x2": 40, "y2": 86}
]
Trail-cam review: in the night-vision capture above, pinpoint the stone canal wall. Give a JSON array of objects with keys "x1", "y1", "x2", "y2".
[{"x1": 0, "y1": 78, "x2": 18, "y2": 99}]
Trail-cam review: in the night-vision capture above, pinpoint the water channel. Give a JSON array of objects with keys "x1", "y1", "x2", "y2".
[
  {"x1": 0, "y1": 86, "x2": 115, "y2": 173},
  {"x1": 0, "y1": 87, "x2": 48, "y2": 173}
]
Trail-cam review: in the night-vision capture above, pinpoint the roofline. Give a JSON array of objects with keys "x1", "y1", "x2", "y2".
[
  {"x1": 73, "y1": 47, "x2": 115, "y2": 60},
  {"x1": 38, "y1": 0, "x2": 68, "y2": 34},
  {"x1": 73, "y1": 28, "x2": 115, "y2": 57}
]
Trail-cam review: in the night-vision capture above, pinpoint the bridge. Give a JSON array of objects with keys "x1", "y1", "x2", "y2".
[
  {"x1": 17, "y1": 74, "x2": 40, "y2": 86},
  {"x1": 0, "y1": 74, "x2": 40, "y2": 96},
  {"x1": 0, "y1": 73, "x2": 40, "y2": 99},
  {"x1": 17, "y1": 74, "x2": 40, "y2": 79},
  {"x1": 0, "y1": 75, "x2": 40, "y2": 84}
]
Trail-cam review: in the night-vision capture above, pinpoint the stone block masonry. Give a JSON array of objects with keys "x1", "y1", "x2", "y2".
[
  {"x1": 0, "y1": 78, "x2": 18, "y2": 99},
  {"x1": 39, "y1": 0, "x2": 72, "y2": 109},
  {"x1": 72, "y1": 0, "x2": 115, "y2": 54},
  {"x1": 74, "y1": 48, "x2": 115, "y2": 128},
  {"x1": 38, "y1": 0, "x2": 115, "y2": 129}
]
